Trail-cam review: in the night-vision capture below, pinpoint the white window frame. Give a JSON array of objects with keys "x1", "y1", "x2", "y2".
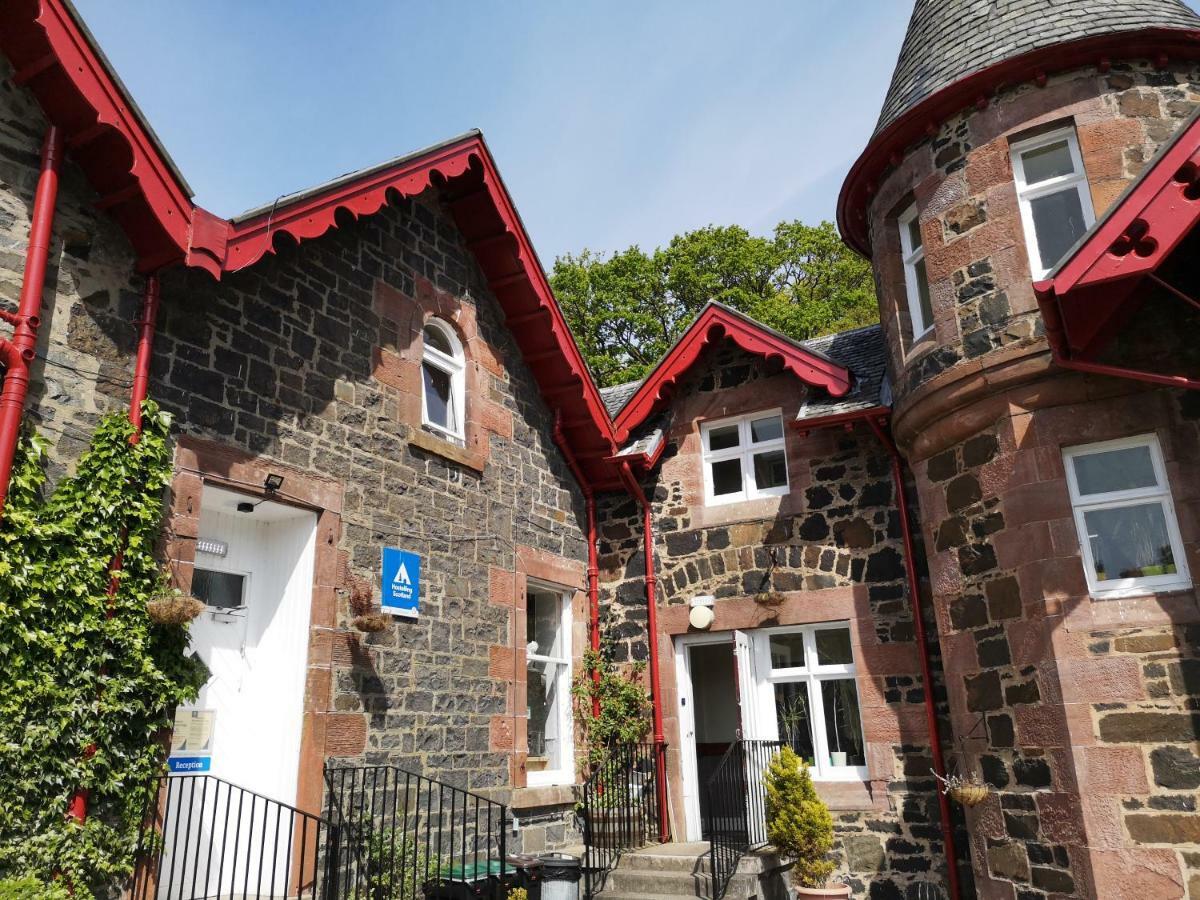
[
  {"x1": 700, "y1": 410, "x2": 790, "y2": 507},
  {"x1": 1063, "y1": 434, "x2": 1191, "y2": 599},
  {"x1": 898, "y1": 204, "x2": 933, "y2": 341},
  {"x1": 1010, "y1": 126, "x2": 1096, "y2": 280},
  {"x1": 525, "y1": 581, "x2": 574, "y2": 787},
  {"x1": 420, "y1": 318, "x2": 466, "y2": 445},
  {"x1": 753, "y1": 623, "x2": 867, "y2": 782}
]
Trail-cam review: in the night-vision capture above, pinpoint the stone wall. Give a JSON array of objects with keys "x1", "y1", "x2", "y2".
[
  {"x1": 598, "y1": 343, "x2": 963, "y2": 899},
  {"x1": 0, "y1": 57, "x2": 145, "y2": 476},
  {"x1": 915, "y1": 387, "x2": 1200, "y2": 899}
]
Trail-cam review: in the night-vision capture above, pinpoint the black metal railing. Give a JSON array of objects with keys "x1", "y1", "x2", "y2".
[
  {"x1": 324, "y1": 763, "x2": 509, "y2": 900},
  {"x1": 130, "y1": 774, "x2": 339, "y2": 900},
  {"x1": 580, "y1": 741, "x2": 665, "y2": 898},
  {"x1": 706, "y1": 739, "x2": 783, "y2": 900}
]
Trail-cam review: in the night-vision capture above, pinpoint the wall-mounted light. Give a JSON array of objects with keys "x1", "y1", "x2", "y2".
[
  {"x1": 264, "y1": 473, "x2": 284, "y2": 492},
  {"x1": 196, "y1": 537, "x2": 228, "y2": 557},
  {"x1": 237, "y1": 501, "x2": 255, "y2": 514},
  {"x1": 688, "y1": 594, "x2": 715, "y2": 631}
]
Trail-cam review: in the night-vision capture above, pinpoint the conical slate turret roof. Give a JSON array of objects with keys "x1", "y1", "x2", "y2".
[{"x1": 877, "y1": 0, "x2": 1200, "y2": 133}]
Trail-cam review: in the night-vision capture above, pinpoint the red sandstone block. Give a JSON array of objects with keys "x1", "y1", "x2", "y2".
[
  {"x1": 1056, "y1": 657, "x2": 1144, "y2": 704},
  {"x1": 1076, "y1": 746, "x2": 1149, "y2": 795},
  {"x1": 325, "y1": 714, "x2": 367, "y2": 757},
  {"x1": 478, "y1": 399, "x2": 513, "y2": 440},
  {"x1": 488, "y1": 567, "x2": 515, "y2": 608},
  {"x1": 1085, "y1": 848, "x2": 1186, "y2": 899},
  {"x1": 1035, "y1": 791, "x2": 1087, "y2": 845},
  {"x1": 489, "y1": 646, "x2": 520, "y2": 681},
  {"x1": 1014, "y1": 704, "x2": 1071, "y2": 749},
  {"x1": 1003, "y1": 481, "x2": 1072, "y2": 527},
  {"x1": 489, "y1": 715, "x2": 514, "y2": 752},
  {"x1": 993, "y1": 521, "x2": 1054, "y2": 569}
]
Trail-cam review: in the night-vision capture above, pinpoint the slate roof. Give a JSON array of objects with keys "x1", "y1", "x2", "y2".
[
  {"x1": 599, "y1": 379, "x2": 642, "y2": 417},
  {"x1": 795, "y1": 323, "x2": 890, "y2": 423},
  {"x1": 877, "y1": 0, "x2": 1200, "y2": 134}
]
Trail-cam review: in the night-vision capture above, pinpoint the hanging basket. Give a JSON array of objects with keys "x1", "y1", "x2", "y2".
[
  {"x1": 352, "y1": 613, "x2": 390, "y2": 633},
  {"x1": 948, "y1": 781, "x2": 991, "y2": 806},
  {"x1": 754, "y1": 591, "x2": 785, "y2": 607},
  {"x1": 147, "y1": 596, "x2": 205, "y2": 626}
]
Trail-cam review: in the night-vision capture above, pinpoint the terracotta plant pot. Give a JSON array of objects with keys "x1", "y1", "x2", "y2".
[{"x1": 795, "y1": 884, "x2": 851, "y2": 898}]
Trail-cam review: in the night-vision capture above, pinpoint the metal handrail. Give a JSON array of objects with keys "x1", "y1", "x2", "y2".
[
  {"x1": 580, "y1": 741, "x2": 665, "y2": 898},
  {"x1": 130, "y1": 774, "x2": 338, "y2": 900},
  {"x1": 705, "y1": 739, "x2": 783, "y2": 900},
  {"x1": 324, "y1": 763, "x2": 508, "y2": 900}
]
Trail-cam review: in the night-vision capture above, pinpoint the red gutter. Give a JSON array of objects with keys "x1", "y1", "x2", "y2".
[
  {"x1": 0, "y1": 126, "x2": 63, "y2": 518},
  {"x1": 552, "y1": 413, "x2": 601, "y2": 717},
  {"x1": 616, "y1": 460, "x2": 669, "y2": 843},
  {"x1": 67, "y1": 273, "x2": 162, "y2": 824},
  {"x1": 1037, "y1": 288, "x2": 1200, "y2": 391},
  {"x1": 862, "y1": 415, "x2": 962, "y2": 900}
]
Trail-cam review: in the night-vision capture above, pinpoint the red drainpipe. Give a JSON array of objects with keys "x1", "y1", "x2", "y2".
[
  {"x1": 67, "y1": 272, "x2": 163, "y2": 824},
  {"x1": 864, "y1": 414, "x2": 962, "y2": 900},
  {"x1": 0, "y1": 126, "x2": 63, "y2": 517},
  {"x1": 552, "y1": 413, "x2": 601, "y2": 717},
  {"x1": 616, "y1": 459, "x2": 669, "y2": 843}
]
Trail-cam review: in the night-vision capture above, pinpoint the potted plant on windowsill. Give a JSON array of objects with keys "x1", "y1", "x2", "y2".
[{"x1": 764, "y1": 746, "x2": 849, "y2": 898}]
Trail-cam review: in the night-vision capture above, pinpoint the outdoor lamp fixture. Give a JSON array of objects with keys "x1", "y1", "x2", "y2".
[
  {"x1": 236, "y1": 501, "x2": 255, "y2": 514},
  {"x1": 688, "y1": 594, "x2": 715, "y2": 630},
  {"x1": 264, "y1": 473, "x2": 284, "y2": 492}
]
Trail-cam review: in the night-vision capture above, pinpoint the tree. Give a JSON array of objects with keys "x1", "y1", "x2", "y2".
[{"x1": 549, "y1": 221, "x2": 877, "y2": 387}]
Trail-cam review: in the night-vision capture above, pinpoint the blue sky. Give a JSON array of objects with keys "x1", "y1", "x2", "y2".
[{"x1": 71, "y1": 2, "x2": 1190, "y2": 265}]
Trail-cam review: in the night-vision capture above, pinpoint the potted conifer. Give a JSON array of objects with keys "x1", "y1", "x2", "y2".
[{"x1": 764, "y1": 747, "x2": 849, "y2": 898}]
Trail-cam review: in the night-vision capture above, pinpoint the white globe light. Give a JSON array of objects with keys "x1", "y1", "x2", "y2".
[{"x1": 688, "y1": 605, "x2": 715, "y2": 630}]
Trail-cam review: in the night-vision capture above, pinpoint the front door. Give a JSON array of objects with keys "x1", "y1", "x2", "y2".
[{"x1": 162, "y1": 486, "x2": 318, "y2": 897}]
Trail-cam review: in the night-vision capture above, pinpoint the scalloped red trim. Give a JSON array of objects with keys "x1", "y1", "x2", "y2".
[{"x1": 612, "y1": 304, "x2": 852, "y2": 445}]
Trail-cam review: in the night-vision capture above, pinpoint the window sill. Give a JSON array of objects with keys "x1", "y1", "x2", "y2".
[
  {"x1": 1089, "y1": 581, "x2": 1194, "y2": 601},
  {"x1": 409, "y1": 427, "x2": 485, "y2": 473},
  {"x1": 511, "y1": 782, "x2": 578, "y2": 810},
  {"x1": 812, "y1": 778, "x2": 875, "y2": 811}
]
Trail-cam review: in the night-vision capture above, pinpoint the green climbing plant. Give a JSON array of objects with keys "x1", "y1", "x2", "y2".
[
  {"x1": 0, "y1": 402, "x2": 206, "y2": 897},
  {"x1": 570, "y1": 638, "x2": 651, "y2": 768}
]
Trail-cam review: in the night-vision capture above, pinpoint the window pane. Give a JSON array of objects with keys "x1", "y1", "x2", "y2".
[
  {"x1": 770, "y1": 634, "x2": 806, "y2": 669},
  {"x1": 914, "y1": 257, "x2": 933, "y2": 331},
  {"x1": 527, "y1": 590, "x2": 562, "y2": 659},
  {"x1": 1072, "y1": 445, "x2": 1157, "y2": 496},
  {"x1": 1021, "y1": 139, "x2": 1075, "y2": 184},
  {"x1": 708, "y1": 424, "x2": 740, "y2": 451},
  {"x1": 821, "y1": 679, "x2": 865, "y2": 767},
  {"x1": 711, "y1": 458, "x2": 742, "y2": 496},
  {"x1": 422, "y1": 362, "x2": 454, "y2": 430},
  {"x1": 907, "y1": 216, "x2": 922, "y2": 252},
  {"x1": 752, "y1": 450, "x2": 788, "y2": 490},
  {"x1": 774, "y1": 682, "x2": 815, "y2": 765},
  {"x1": 1030, "y1": 188, "x2": 1087, "y2": 271},
  {"x1": 1083, "y1": 502, "x2": 1177, "y2": 583},
  {"x1": 815, "y1": 628, "x2": 853, "y2": 666},
  {"x1": 192, "y1": 569, "x2": 245, "y2": 610},
  {"x1": 527, "y1": 660, "x2": 566, "y2": 770},
  {"x1": 750, "y1": 415, "x2": 783, "y2": 443},
  {"x1": 423, "y1": 323, "x2": 453, "y2": 356}
]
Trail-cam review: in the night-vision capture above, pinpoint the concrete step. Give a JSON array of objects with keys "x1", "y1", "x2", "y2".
[{"x1": 592, "y1": 843, "x2": 787, "y2": 900}]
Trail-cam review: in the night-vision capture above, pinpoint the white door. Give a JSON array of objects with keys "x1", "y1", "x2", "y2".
[
  {"x1": 161, "y1": 487, "x2": 317, "y2": 898},
  {"x1": 732, "y1": 630, "x2": 762, "y2": 740}
]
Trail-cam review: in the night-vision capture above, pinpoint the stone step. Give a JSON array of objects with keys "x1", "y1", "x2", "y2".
[{"x1": 599, "y1": 868, "x2": 765, "y2": 900}]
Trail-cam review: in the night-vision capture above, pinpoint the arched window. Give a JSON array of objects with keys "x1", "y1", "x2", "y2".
[{"x1": 421, "y1": 319, "x2": 466, "y2": 444}]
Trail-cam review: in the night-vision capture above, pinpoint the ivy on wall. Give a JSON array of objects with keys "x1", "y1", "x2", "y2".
[{"x1": 0, "y1": 402, "x2": 204, "y2": 896}]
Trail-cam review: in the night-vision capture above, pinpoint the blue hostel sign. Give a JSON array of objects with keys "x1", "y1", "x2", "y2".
[{"x1": 381, "y1": 547, "x2": 421, "y2": 618}]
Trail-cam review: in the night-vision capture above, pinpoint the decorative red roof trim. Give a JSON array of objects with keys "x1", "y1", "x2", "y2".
[
  {"x1": 612, "y1": 303, "x2": 852, "y2": 445},
  {"x1": 0, "y1": 0, "x2": 213, "y2": 273},
  {"x1": 837, "y1": 28, "x2": 1200, "y2": 258},
  {"x1": 0, "y1": 2, "x2": 620, "y2": 480},
  {"x1": 1036, "y1": 112, "x2": 1200, "y2": 300},
  {"x1": 1034, "y1": 109, "x2": 1200, "y2": 391}
]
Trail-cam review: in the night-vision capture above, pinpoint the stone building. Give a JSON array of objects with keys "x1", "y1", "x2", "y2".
[
  {"x1": 1, "y1": 0, "x2": 1200, "y2": 898},
  {"x1": 837, "y1": 0, "x2": 1200, "y2": 897}
]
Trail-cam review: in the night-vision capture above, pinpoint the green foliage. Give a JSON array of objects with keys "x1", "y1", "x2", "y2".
[
  {"x1": 570, "y1": 640, "x2": 651, "y2": 767},
  {"x1": 0, "y1": 403, "x2": 205, "y2": 896},
  {"x1": 354, "y1": 818, "x2": 440, "y2": 898},
  {"x1": 764, "y1": 747, "x2": 836, "y2": 889},
  {"x1": 507, "y1": 888, "x2": 529, "y2": 900},
  {"x1": 550, "y1": 221, "x2": 877, "y2": 386},
  {"x1": 0, "y1": 875, "x2": 72, "y2": 899}
]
